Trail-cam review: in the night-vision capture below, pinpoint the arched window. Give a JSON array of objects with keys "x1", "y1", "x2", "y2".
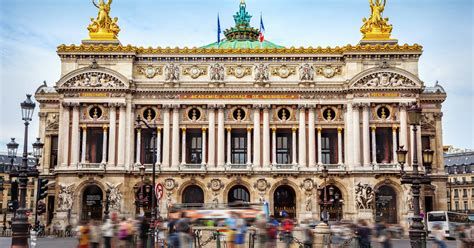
[
  {"x1": 228, "y1": 185, "x2": 250, "y2": 203},
  {"x1": 376, "y1": 185, "x2": 398, "y2": 224},
  {"x1": 82, "y1": 185, "x2": 103, "y2": 221},
  {"x1": 182, "y1": 185, "x2": 204, "y2": 206},
  {"x1": 274, "y1": 185, "x2": 296, "y2": 219},
  {"x1": 319, "y1": 185, "x2": 343, "y2": 221}
]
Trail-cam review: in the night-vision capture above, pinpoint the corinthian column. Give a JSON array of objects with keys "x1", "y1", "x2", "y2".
[
  {"x1": 253, "y1": 106, "x2": 261, "y2": 167},
  {"x1": 337, "y1": 127, "x2": 343, "y2": 165},
  {"x1": 70, "y1": 104, "x2": 80, "y2": 166},
  {"x1": 399, "y1": 103, "x2": 408, "y2": 150},
  {"x1": 202, "y1": 127, "x2": 207, "y2": 165},
  {"x1": 81, "y1": 124, "x2": 87, "y2": 164},
  {"x1": 171, "y1": 106, "x2": 180, "y2": 167},
  {"x1": 292, "y1": 127, "x2": 298, "y2": 165},
  {"x1": 298, "y1": 105, "x2": 307, "y2": 167},
  {"x1": 353, "y1": 104, "x2": 361, "y2": 166},
  {"x1": 271, "y1": 127, "x2": 277, "y2": 165},
  {"x1": 262, "y1": 106, "x2": 270, "y2": 167},
  {"x1": 392, "y1": 126, "x2": 398, "y2": 164},
  {"x1": 308, "y1": 106, "x2": 316, "y2": 167},
  {"x1": 108, "y1": 104, "x2": 117, "y2": 166},
  {"x1": 181, "y1": 128, "x2": 186, "y2": 165},
  {"x1": 162, "y1": 106, "x2": 171, "y2": 167},
  {"x1": 217, "y1": 105, "x2": 225, "y2": 166},
  {"x1": 226, "y1": 127, "x2": 232, "y2": 165},
  {"x1": 135, "y1": 128, "x2": 141, "y2": 165},
  {"x1": 59, "y1": 102, "x2": 70, "y2": 167},
  {"x1": 345, "y1": 103, "x2": 353, "y2": 167},
  {"x1": 362, "y1": 104, "x2": 371, "y2": 166},
  {"x1": 208, "y1": 106, "x2": 216, "y2": 166},
  {"x1": 117, "y1": 104, "x2": 126, "y2": 167},
  {"x1": 247, "y1": 127, "x2": 252, "y2": 165},
  {"x1": 317, "y1": 127, "x2": 322, "y2": 165},
  {"x1": 371, "y1": 126, "x2": 377, "y2": 164},
  {"x1": 101, "y1": 125, "x2": 108, "y2": 165}
]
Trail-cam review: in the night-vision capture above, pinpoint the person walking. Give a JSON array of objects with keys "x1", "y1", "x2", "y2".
[
  {"x1": 89, "y1": 220, "x2": 101, "y2": 248},
  {"x1": 281, "y1": 213, "x2": 294, "y2": 248},
  {"x1": 76, "y1": 220, "x2": 90, "y2": 248},
  {"x1": 101, "y1": 218, "x2": 114, "y2": 248},
  {"x1": 432, "y1": 224, "x2": 447, "y2": 248},
  {"x1": 355, "y1": 220, "x2": 372, "y2": 248},
  {"x1": 139, "y1": 216, "x2": 149, "y2": 248}
]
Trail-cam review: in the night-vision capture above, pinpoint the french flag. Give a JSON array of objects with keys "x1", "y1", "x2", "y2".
[{"x1": 259, "y1": 14, "x2": 265, "y2": 43}]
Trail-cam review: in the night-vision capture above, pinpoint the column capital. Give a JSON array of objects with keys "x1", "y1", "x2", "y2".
[
  {"x1": 371, "y1": 125, "x2": 377, "y2": 131},
  {"x1": 202, "y1": 127, "x2": 207, "y2": 132},
  {"x1": 247, "y1": 126, "x2": 253, "y2": 132},
  {"x1": 271, "y1": 126, "x2": 277, "y2": 132},
  {"x1": 392, "y1": 125, "x2": 399, "y2": 131},
  {"x1": 162, "y1": 104, "x2": 172, "y2": 110},
  {"x1": 216, "y1": 104, "x2": 226, "y2": 110},
  {"x1": 361, "y1": 103, "x2": 370, "y2": 110},
  {"x1": 70, "y1": 102, "x2": 81, "y2": 108},
  {"x1": 317, "y1": 126, "x2": 322, "y2": 132},
  {"x1": 38, "y1": 112, "x2": 48, "y2": 118},
  {"x1": 181, "y1": 127, "x2": 187, "y2": 132},
  {"x1": 207, "y1": 104, "x2": 217, "y2": 110},
  {"x1": 262, "y1": 104, "x2": 271, "y2": 110},
  {"x1": 352, "y1": 103, "x2": 361, "y2": 110},
  {"x1": 102, "y1": 124, "x2": 109, "y2": 131},
  {"x1": 399, "y1": 102, "x2": 409, "y2": 109},
  {"x1": 292, "y1": 126, "x2": 298, "y2": 132},
  {"x1": 61, "y1": 101, "x2": 72, "y2": 107},
  {"x1": 252, "y1": 104, "x2": 262, "y2": 110},
  {"x1": 81, "y1": 124, "x2": 87, "y2": 130},
  {"x1": 172, "y1": 104, "x2": 181, "y2": 111},
  {"x1": 117, "y1": 102, "x2": 126, "y2": 108},
  {"x1": 307, "y1": 104, "x2": 317, "y2": 110},
  {"x1": 107, "y1": 102, "x2": 118, "y2": 108},
  {"x1": 337, "y1": 127, "x2": 343, "y2": 133},
  {"x1": 298, "y1": 104, "x2": 307, "y2": 110},
  {"x1": 226, "y1": 126, "x2": 232, "y2": 132},
  {"x1": 156, "y1": 127, "x2": 162, "y2": 132}
]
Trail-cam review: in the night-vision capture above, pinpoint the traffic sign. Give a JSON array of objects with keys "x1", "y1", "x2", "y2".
[{"x1": 155, "y1": 183, "x2": 164, "y2": 200}]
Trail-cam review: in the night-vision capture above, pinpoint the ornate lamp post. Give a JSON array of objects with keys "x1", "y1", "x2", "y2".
[
  {"x1": 397, "y1": 105, "x2": 435, "y2": 248},
  {"x1": 104, "y1": 189, "x2": 111, "y2": 220},
  {"x1": 9, "y1": 94, "x2": 40, "y2": 248},
  {"x1": 135, "y1": 115, "x2": 158, "y2": 246},
  {"x1": 32, "y1": 138, "x2": 44, "y2": 231},
  {"x1": 319, "y1": 165, "x2": 330, "y2": 225},
  {"x1": 7, "y1": 138, "x2": 19, "y2": 173},
  {"x1": 135, "y1": 165, "x2": 149, "y2": 214}
]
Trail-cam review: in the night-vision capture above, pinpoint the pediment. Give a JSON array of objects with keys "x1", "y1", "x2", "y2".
[
  {"x1": 350, "y1": 67, "x2": 423, "y2": 90},
  {"x1": 57, "y1": 67, "x2": 129, "y2": 90}
]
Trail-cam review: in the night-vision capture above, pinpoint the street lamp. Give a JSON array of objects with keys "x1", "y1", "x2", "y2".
[
  {"x1": 104, "y1": 189, "x2": 111, "y2": 220},
  {"x1": 399, "y1": 104, "x2": 434, "y2": 248},
  {"x1": 135, "y1": 114, "x2": 158, "y2": 246},
  {"x1": 9, "y1": 94, "x2": 40, "y2": 248},
  {"x1": 319, "y1": 165, "x2": 330, "y2": 225},
  {"x1": 135, "y1": 165, "x2": 149, "y2": 214},
  {"x1": 7, "y1": 138, "x2": 19, "y2": 172},
  {"x1": 32, "y1": 138, "x2": 44, "y2": 231}
]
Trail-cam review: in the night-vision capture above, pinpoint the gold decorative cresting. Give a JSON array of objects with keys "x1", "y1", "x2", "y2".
[
  {"x1": 360, "y1": 0, "x2": 394, "y2": 41},
  {"x1": 86, "y1": 0, "x2": 120, "y2": 41}
]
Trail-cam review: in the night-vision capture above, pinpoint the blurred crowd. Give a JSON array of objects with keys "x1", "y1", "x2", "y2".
[{"x1": 71, "y1": 213, "x2": 474, "y2": 248}]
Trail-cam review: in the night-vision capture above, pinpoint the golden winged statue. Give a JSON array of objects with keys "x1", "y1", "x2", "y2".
[
  {"x1": 360, "y1": 0, "x2": 393, "y2": 40},
  {"x1": 87, "y1": 0, "x2": 120, "y2": 40}
]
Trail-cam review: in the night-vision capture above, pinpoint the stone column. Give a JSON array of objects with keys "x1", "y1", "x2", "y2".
[
  {"x1": 337, "y1": 127, "x2": 343, "y2": 165},
  {"x1": 262, "y1": 106, "x2": 271, "y2": 167},
  {"x1": 317, "y1": 126, "x2": 322, "y2": 165},
  {"x1": 392, "y1": 126, "x2": 398, "y2": 164},
  {"x1": 117, "y1": 104, "x2": 126, "y2": 167},
  {"x1": 371, "y1": 126, "x2": 377, "y2": 164},
  {"x1": 181, "y1": 128, "x2": 186, "y2": 165},
  {"x1": 292, "y1": 127, "x2": 298, "y2": 165},
  {"x1": 70, "y1": 104, "x2": 80, "y2": 166},
  {"x1": 124, "y1": 101, "x2": 133, "y2": 170},
  {"x1": 410, "y1": 125, "x2": 414, "y2": 165},
  {"x1": 217, "y1": 105, "x2": 225, "y2": 166},
  {"x1": 226, "y1": 127, "x2": 232, "y2": 165},
  {"x1": 162, "y1": 106, "x2": 171, "y2": 167},
  {"x1": 202, "y1": 127, "x2": 207, "y2": 165},
  {"x1": 271, "y1": 127, "x2": 277, "y2": 165},
  {"x1": 345, "y1": 103, "x2": 353, "y2": 166},
  {"x1": 81, "y1": 124, "x2": 87, "y2": 164},
  {"x1": 108, "y1": 104, "x2": 116, "y2": 167},
  {"x1": 208, "y1": 106, "x2": 216, "y2": 167},
  {"x1": 399, "y1": 103, "x2": 408, "y2": 150},
  {"x1": 298, "y1": 105, "x2": 307, "y2": 167},
  {"x1": 353, "y1": 104, "x2": 361, "y2": 166},
  {"x1": 135, "y1": 128, "x2": 141, "y2": 165},
  {"x1": 101, "y1": 125, "x2": 108, "y2": 165},
  {"x1": 362, "y1": 104, "x2": 370, "y2": 166},
  {"x1": 253, "y1": 106, "x2": 261, "y2": 167},
  {"x1": 308, "y1": 106, "x2": 316, "y2": 167},
  {"x1": 246, "y1": 127, "x2": 252, "y2": 165},
  {"x1": 59, "y1": 102, "x2": 70, "y2": 167},
  {"x1": 171, "y1": 106, "x2": 180, "y2": 167},
  {"x1": 156, "y1": 127, "x2": 162, "y2": 165}
]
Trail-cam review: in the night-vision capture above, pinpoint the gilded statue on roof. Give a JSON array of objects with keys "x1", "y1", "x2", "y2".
[
  {"x1": 360, "y1": 0, "x2": 393, "y2": 40},
  {"x1": 87, "y1": 0, "x2": 120, "y2": 40}
]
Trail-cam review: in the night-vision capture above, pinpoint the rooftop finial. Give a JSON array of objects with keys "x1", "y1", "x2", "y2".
[
  {"x1": 240, "y1": 0, "x2": 245, "y2": 5},
  {"x1": 86, "y1": 0, "x2": 120, "y2": 42},
  {"x1": 360, "y1": 0, "x2": 395, "y2": 42}
]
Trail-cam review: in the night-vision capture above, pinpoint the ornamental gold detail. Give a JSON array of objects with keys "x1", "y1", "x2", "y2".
[
  {"x1": 316, "y1": 65, "x2": 342, "y2": 78},
  {"x1": 183, "y1": 65, "x2": 208, "y2": 79},
  {"x1": 226, "y1": 65, "x2": 252, "y2": 79},
  {"x1": 271, "y1": 65, "x2": 296, "y2": 79},
  {"x1": 87, "y1": 0, "x2": 120, "y2": 41},
  {"x1": 137, "y1": 65, "x2": 163, "y2": 79},
  {"x1": 361, "y1": 0, "x2": 394, "y2": 41}
]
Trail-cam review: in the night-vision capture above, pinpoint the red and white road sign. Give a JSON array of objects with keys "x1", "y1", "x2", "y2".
[{"x1": 155, "y1": 183, "x2": 164, "y2": 200}]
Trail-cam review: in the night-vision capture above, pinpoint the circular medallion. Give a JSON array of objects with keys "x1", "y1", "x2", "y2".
[
  {"x1": 323, "y1": 67, "x2": 335, "y2": 78},
  {"x1": 188, "y1": 108, "x2": 201, "y2": 121},
  {"x1": 235, "y1": 67, "x2": 245, "y2": 78},
  {"x1": 232, "y1": 108, "x2": 246, "y2": 121},
  {"x1": 164, "y1": 178, "x2": 176, "y2": 190},
  {"x1": 145, "y1": 67, "x2": 156, "y2": 79},
  {"x1": 89, "y1": 106, "x2": 103, "y2": 119},
  {"x1": 209, "y1": 179, "x2": 222, "y2": 191},
  {"x1": 256, "y1": 179, "x2": 268, "y2": 191}
]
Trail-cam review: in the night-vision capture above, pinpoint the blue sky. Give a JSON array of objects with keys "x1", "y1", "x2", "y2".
[{"x1": 0, "y1": 0, "x2": 473, "y2": 151}]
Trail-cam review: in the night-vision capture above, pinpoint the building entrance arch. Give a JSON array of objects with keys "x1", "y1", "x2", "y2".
[
  {"x1": 319, "y1": 185, "x2": 343, "y2": 221},
  {"x1": 228, "y1": 185, "x2": 250, "y2": 203},
  {"x1": 182, "y1": 185, "x2": 204, "y2": 205},
  {"x1": 376, "y1": 185, "x2": 398, "y2": 224},
  {"x1": 81, "y1": 185, "x2": 103, "y2": 221},
  {"x1": 274, "y1": 185, "x2": 296, "y2": 219}
]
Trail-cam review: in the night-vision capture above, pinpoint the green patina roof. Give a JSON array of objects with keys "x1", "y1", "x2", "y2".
[
  {"x1": 201, "y1": 1, "x2": 284, "y2": 49},
  {"x1": 201, "y1": 39, "x2": 284, "y2": 49}
]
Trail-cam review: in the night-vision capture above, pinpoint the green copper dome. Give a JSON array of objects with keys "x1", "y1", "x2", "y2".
[{"x1": 201, "y1": 1, "x2": 284, "y2": 49}]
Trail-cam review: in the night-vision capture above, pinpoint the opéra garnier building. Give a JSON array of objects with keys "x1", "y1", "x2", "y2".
[{"x1": 34, "y1": 0, "x2": 447, "y2": 227}]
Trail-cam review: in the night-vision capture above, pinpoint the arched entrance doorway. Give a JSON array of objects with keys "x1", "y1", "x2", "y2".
[
  {"x1": 82, "y1": 185, "x2": 103, "y2": 221},
  {"x1": 319, "y1": 185, "x2": 343, "y2": 221},
  {"x1": 376, "y1": 185, "x2": 398, "y2": 224},
  {"x1": 182, "y1": 185, "x2": 204, "y2": 206},
  {"x1": 228, "y1": 185, "x2": 250, "y2": 203},
  {"x1": 274, "y1": 185, "x2": 296, "y2": 219},
  {"x1": 134, "y1": 183, "x2": 154, "y2": 217}
]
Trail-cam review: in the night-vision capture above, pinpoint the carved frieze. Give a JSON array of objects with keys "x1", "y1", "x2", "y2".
[
  {"x1": 316, "y1": 65, "x2": 342, "y2": 78},
  {"x1": 137, "y1": 65, "x2": 163, "y2": 79},
  {"x1": 353, "y1": 72, "x2": 417, "y2": 88},
  {"x1": 58, "y1": 184, "x2": 75, "y2": 211},
  {"x1": 62, "y1": 72, "x2": 126, "y2": 88},
  {"x1": 226, "y1": 65, "x2": 252, "y2": 79},
  {"x1": 164, "y1": 63, "x2": 180, "y2": 82},
  {"x1": 106, "y1": 182, "x2": 122, "y2": 211},
  {"x1": 254, "y1": 64, "x2": 270, "y2": 82},
  {"x1": 46, "y1": 113, "x2": 60, "y2": 130},
  {"x1": 355, "y1": 182, "x2": 374, "y2": 210},
  {"x1": 421, "y1": 112, "x2": 436, "y2": 130},
  {"x1": 183, "y1": 65, "x2": 207, "y2": 79},
  {"x1": 210, "y1": 63, "x2": 225, "y2": 81},
  {"x1": 299, "y1": 63, "x2": 315, "y2": 81},
  {"x1": 271, "y1": 65, "x2": 296, "y2": 79}
]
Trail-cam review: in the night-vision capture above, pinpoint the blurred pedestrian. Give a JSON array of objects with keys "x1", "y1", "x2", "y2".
[
  {"x1": 89, "y1": 220, "x2": 101, "y2": 248},
  {"x1": 76, "y1": 220, "x2": 90, "y2": 248},
  {"x1": 376, "y1": 221, "x2": 392, "y2": 248},
  {"x1": 234, "y1": 213, "x2": 247, "y2": 248},
  {"x1": 432, "y1": 224, "x2": 447, "y2": 248},
  {"x1": 355, "y1": 219, "x2": 372, "y2": 248},
  {"x1": 266, "y1": 216, "x2": 278, "y2": 248},
  {"x1": 281, "y1": 213, "x2": 294, "y2": 248},
  {"x1": 255, "y1": 214, "x2": 267, "y2": 248},
  {"x1": 101, "y1": 217, "x2": 114, "y2": 248},
  {"x1": 139, "y1": 216, "x2": 149, "y2": 248},
  {"x1": 118, "y1": 217, "x2": 130, "y2": 248}
]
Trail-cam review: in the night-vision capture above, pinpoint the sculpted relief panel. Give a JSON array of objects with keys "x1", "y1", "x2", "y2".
[
  {"x1": 353, "y1": 71, "x2": 418, "y2": 88},
  {"x1": 62, "y1": 71, "x2": 126, "y2": 88}
]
